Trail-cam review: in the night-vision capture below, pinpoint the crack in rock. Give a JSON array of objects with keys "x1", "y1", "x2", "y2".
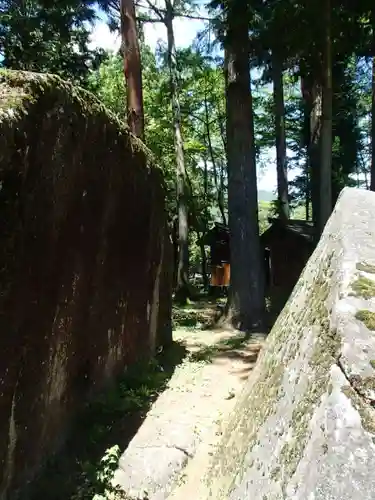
[{"x1": 336, "y1": 356, "x2": 375, "y2": 408}]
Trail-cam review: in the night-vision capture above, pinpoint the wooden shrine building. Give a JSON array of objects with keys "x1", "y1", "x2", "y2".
[
  {"x1": 203, "y1": 218, "x2": 315, "y2": 298},
  {"x1": 203, "y1": 223, "x2": 230, "y2": 288},
  {"x1": 261, "y1": 218, "x2": 315, "y2": 297}
]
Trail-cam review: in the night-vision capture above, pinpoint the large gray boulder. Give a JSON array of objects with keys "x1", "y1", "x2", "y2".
[{"x1": 201, "y1": 187, "x2": 375, "y2": 499}]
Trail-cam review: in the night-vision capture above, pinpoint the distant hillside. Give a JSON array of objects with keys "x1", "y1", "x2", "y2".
[{"x1": 258, "y1": 189, "x2": 276, "y2": 202}]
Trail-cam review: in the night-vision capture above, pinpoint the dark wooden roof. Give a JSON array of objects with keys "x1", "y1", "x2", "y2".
[
  {"x1": 203, "y1": 219, "x2": 314, "y2": 247},
  {"x1": 202, "y1": 223, "x2": 229, "y2": 246},
  {"x1": 261, "y1": 218, "x2": 315, "y2": 245}
]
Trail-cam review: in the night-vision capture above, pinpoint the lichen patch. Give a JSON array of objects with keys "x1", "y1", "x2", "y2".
[
  {"x1": 355, "y1": 310, "x2": 375, "y2": 331},
  {"x1": 356, "y1": 262, "x2": 375, "y2": 274},
  {"x1": 350, "y1": 276, "x2": 375, "y2": 299}
]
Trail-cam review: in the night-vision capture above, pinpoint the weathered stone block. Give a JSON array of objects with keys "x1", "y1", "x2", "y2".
[
  {"x1": 0, "y1": 70, "x2": 172, "y2": 499},
  {"x1": 202, "y1": 187, "x2": 375, "y2": 499}
]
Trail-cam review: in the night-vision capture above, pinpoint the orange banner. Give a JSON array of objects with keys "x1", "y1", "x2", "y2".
[{"x1": 211, "y1": 263, "x2": 230, "y2": 286}]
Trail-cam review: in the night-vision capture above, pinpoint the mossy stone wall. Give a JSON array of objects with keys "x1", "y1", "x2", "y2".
[
  {"x1": 200, "y1": 187, "x2": 375, "y2": 500},
  {"x1": 0, "y1": 70, "x2": 172, "y2": 499}
]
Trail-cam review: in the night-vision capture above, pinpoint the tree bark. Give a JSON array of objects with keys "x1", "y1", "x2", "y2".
[
  {"x1": 224, "y1": 9, "x2": 265, "y2": 331},
  {"x1": 164, "y1": 0, "x2": 189, "y2": 302},
  {"x1": 272, "y1": 51, "x2": 289, "y2": 221},
  {"x1": 219, "y1": 161, "x2": 226, "y2": 223},
  {"x1": 120, "y1": 0, "x2": 144, "y2": 139},
  {"x1": 197, "y1": 232, "x2": 209, "y2": 290},
  {"x1": 310, "y1": 81, "x2": 322, "y2": 233},
  {"x1": 201, "y1": 157, "x2": 209, "y2": 289},
  {"x1": 304, "y1": 158, "x2": 310, "y2": 221},
  {"x1": 185, "y1": 166, "x2": 208, "y2": 290},
  {"x1": 371, "y1": 56, "x2": 375, "y2": 191},
  {"x1": 204, "y1": 92, "x2": 227, "y2": 225},
  {"x1": 301, "y1": 70, "x2": 322, "y2": 232},
  {"x1": 318, "y1": 0, "x2": 333, "y2": 235}
]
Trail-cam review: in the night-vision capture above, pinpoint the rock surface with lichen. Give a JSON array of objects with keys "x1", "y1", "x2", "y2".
[
  {"x1": 0, "y1": 69, "x2": 172, "y2": 498},
  {"x1": 197, "y1": 187, "x2": 375, "y2": 499}
]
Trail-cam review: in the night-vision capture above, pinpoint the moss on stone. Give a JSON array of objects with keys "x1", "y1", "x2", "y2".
[
  {"x1": 207, "y1": 354, "x2": 286, "y2": 496},
  {"x1": 355, "y1": 310, "x2": 375, "y2": 330},
  {"x1": 342, "y1": 386, "x2": 375, "y2": 435},
  {"x1": 270, "y1": 466, "x2": 280, "y2": 481},
  {"x1": 0, "y1": 69, "x2": 163, "y2": 179},
  {"x1": 0, "y1": 69, "x2": 173, "y2": 499},
  {"x1": 349, "y1": 374, "x2": 375, "y2": 398},
  {"x1": 279, "y1": 339, "x2": 335, "y2": 479},
  {"x1": 274, "y1": 252, "x2": 340, "y2": 485},
  {"x1": 209, "y1": 251, "x2": 340, "y2": 499},
  {"x1": 370, "y1": 360, "x2": 375, "y2": 370},
  {"x1": 356, "y1": 262, "x2": 375, "y2": 274},
  {"x1": 351, "y1": 277, "x2": 375, "y2": 299}
]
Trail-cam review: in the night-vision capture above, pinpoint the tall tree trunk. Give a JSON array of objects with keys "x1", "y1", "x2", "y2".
[
  {"x1": 217, "y1": 99, "x2": 228, "y2": 225},
  {"x1": 217, "y1": 111, "x2": 227, "y2": 153},
  {"x1": 318, "y1": 0, "x2": 333, "y2": 235},
  {"x1": 371, "y1": 55, "x2": 375, "y2": 191},
  {"x1": 120, "y1": 0, "x2": 144, "y2": 139},
  {"x1": 197, "y1": 232, "x2": 209, "y2": 290},
  {"x1": 310, "y1": 81, "x2": 322, "y2": 233},
  {"x1": 164, "y1": 0, "x2": 189, "y2": 301},
  {"x1": 204, "y1": 94, "x2": 226, "y2": 225},
  {"x1": 301, "y1": 70, "x2": 322, "y2": 232},
  {"x1": 185, "y1": 166, "x2": 208, "y2": 290},
  {"x1": 304, "y1": 158, "x2": 310, "y2": 221},
  {"x1": 171, "y1": 216, "x2": 178, "y2": 289},
  {"x1": 219, "y1": 161, "x2": 227, "y2": 225},
  {"x1": 272, "y1": 51, "x2": 289, "y2": 221},
  {"x1": 224, "y1": 7, "x2": 265, "y2": 331},
  {"x1": 201, "y1": 158, "x2": 209, "y2": 289}
]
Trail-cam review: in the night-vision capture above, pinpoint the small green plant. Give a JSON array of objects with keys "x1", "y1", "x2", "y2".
[
  {"x1": 351, "y1": 277, "x2": 375, "y2": 299},
  {"x1": 172, "y1": 302, "x2": 213, "y2": 330},
  {"x1": 28, "y1": 343, "x2": 185, "y2": 500},
  {"x1": 189, "y1": 332, "x2": 257, "y2": 363},
  {"x1": 172, "y1": 311, "x2": 198, "y2": 329},
  {"x1": 69, "y1": 348, "x2": 188, "y2": 499},
  {"x1": 72, "y1": 445, "x2": 124, "y2": 500},
  {"x1": 73, "y1": 445, "x2": 149, "y2": 499},
  {"x1": 355, "y1": 309, "x2": 375, "y2": 330}
]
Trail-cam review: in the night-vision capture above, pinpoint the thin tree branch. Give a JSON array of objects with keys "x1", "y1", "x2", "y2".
[
  {"x1": 174, "y1": 13, "x2": 214, "y2": 21},
  {"x1": 140, "y1": 0, "x2": 165, "y2": 21},
  {"x1": 136, "y1": 0, "x2": 215, "y2": 22}
]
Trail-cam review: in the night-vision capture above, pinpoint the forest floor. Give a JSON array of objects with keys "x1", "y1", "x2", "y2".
[
  {"x1": 27, "y1": 297, "x2": 269, "y2": 500},
  {"x1": 159, "y1": 307, "x2": 267, "y2": 499},
  {"x1": 113, "y1": 299, "x2": 268, "y2": 499}
]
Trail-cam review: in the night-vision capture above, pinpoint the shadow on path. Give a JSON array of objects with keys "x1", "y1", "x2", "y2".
[
  {"x1": 186, "y1": 330, "x2": 266, "y2": 381},
  {"x1": 26, "y1": 341, "x2": 186, "y2": 500}
]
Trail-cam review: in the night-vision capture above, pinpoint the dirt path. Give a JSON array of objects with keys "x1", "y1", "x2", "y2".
[
  {"x1": 114, "y1": 308, "x2": 266, "y2": 499},
  {"x1": 167, "y1": 327, "x2": 266, "y2": 499}
]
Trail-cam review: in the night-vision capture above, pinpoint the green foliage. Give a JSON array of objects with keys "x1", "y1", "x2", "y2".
[
  {"x1": 258, "y1": 201, "x2": 272, "y2": 233},
  {"x1": 70, "y1": 356, "x2": 182, "y2": 499},
  {"x1": 172, "y1": 302, "x2": 210, "y2": 329},
  {"x1": 189, "y1": 330, "x2": 253, "y2": 363},
  {"x1": 72, "y1": 445, "x2": 127, "y2": 500},
  {"x1": 351, "y1": 276, "x2": 375, "y2": 299},
  {"x1": 97, "y1": 0, "x2": 202, "y2": 34},
  {"x1": 29, "y1": 349, "x2": 186, "y2": 499},
  {"x1": 355, "y1": 309, "x2": 375, "y2": 330},
  {"x1": 0, "y1": 0, "x2": 104, "y2": 84},
  {"x1": 88, "y1": 42, "x2": 228, "y2": 277},
  {"x1": 88, "y1": 54, "x2": 125, "y2": 115}
]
